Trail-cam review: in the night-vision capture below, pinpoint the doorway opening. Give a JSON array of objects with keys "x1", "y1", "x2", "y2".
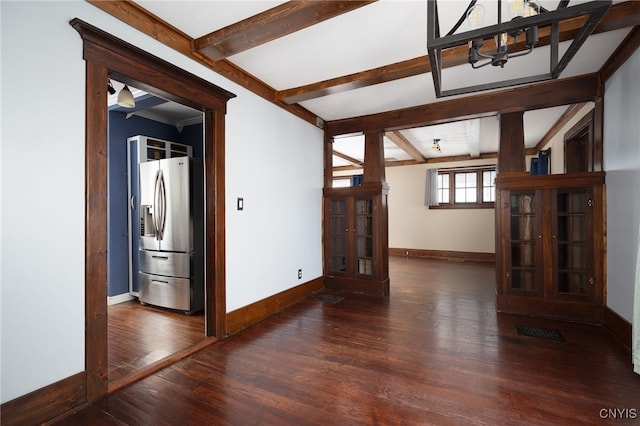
[
  {"x1": 106, "y1": 80, "x2": 207, "y2": 383},
  {"x1": 72, "y1": 18, "x2": 235, "y2": 402}
]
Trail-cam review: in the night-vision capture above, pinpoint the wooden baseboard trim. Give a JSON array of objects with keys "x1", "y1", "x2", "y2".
[
  {"x1": 604, "y1": 306, "x2": 632, "y2": 354},
  {"x1": 226, "y1": 277, "x2": 324, "y2": 336},
  {"x1": 324, "y1": 276, "x2": 390, "y2": 297},
  {"x1": 1, "y1": 371, "x2": 86, "y2": 426},
  {"x1": 389, "y1": 248, "x2": 495, "y2": 263},
  {"x1": 497, "y1": 295, "x2": 606, "y2": 324}
]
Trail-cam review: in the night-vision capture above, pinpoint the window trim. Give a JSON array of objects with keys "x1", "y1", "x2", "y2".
[{"x1": 430, "y1": 166, "x2": 496, "y2": 209}]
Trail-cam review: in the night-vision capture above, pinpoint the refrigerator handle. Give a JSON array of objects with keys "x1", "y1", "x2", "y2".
[
  {"x1": 159, "y1": 170, "x2": 167, "y2": 241},
  {"x1": 130, "y1": 195, "x2": 136, "y2": 210},
  {"x1": 153, "y1": 170, "x2": 162, "y2": 241}
]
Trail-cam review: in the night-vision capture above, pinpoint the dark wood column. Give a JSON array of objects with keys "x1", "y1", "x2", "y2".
[
  {"x1": 592, "y1": 75, "x2": 604, "y2": 172},
  {"x1": 323, "y1": 132, "x2": 334, "y2": 188},
  {"x1": 363, "y1": 130, "x2": 386, "y2": 183},
  {"x1": 498, "y1": 111, "x2": 526, "y2": 174}
]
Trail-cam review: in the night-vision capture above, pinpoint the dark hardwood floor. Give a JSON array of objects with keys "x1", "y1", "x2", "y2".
[
  {"x1": 108, "y1": 300, "x2": 205, "y2": 382},
  {"x1": 60, "y1": 257, "x2": 640, "y2": 425}
]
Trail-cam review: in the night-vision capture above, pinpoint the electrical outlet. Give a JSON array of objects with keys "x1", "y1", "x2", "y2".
[{"x1": 298, "y1": 269, "x2": 302, "y2": 279}]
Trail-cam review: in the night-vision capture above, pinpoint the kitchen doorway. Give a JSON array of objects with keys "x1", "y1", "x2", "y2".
[
  {"x1": 106, "y1": 82, "x2": 207, "y2": 383},
  {"x1": 74, "y1": 18, "x2": 235, "y2": 402}
]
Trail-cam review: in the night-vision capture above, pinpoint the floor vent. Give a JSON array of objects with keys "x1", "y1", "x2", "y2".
[
  {"x1": 311, "y1": 293, "x2": 344, "y2": 304},
  {"x1": 515, "y1": 325, "x2": 565, "y2": 342}
]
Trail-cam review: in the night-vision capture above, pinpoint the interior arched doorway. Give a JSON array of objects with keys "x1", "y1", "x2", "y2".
[{"x1": 72, "y1": 19, "x2": 235, "y2": 402}]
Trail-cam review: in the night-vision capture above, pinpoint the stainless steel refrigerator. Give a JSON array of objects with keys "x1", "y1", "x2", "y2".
[{"x1": 138, "y1": 156, "x2": 203, "y2": 313}]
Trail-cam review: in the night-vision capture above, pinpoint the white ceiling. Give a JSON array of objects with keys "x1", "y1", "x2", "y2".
[{"x1": 111, "y1": 1, "x2": 634, "y2": 164}]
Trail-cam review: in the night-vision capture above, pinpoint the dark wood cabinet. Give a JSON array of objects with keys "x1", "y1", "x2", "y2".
[
  {"x1": 324, "y1": 182, "x2": 389, "y2": 296},
  {"x1": 495, "y1": 172, "x2": 605, "y2": 323}
]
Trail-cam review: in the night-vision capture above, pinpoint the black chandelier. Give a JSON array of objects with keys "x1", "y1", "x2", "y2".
[{"x1": 426, "y1": 0, "x2": 612, "y2": 98}]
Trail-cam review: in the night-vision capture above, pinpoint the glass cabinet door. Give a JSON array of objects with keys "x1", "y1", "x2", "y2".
[
  {"x1": 329, "y1": 199, "x2": 347, "y2": 273},
  {"x1": 554, "y1": 189, "x2": 592, "y2": 299},
  {"x1": 508, "y1": 191, "x2": 539, "y2": 294},
  {"x1": 355, "y1": 199, "x2": 374, "y2": 276}
]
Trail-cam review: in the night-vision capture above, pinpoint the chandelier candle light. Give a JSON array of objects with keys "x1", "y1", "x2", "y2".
[
  {"x1": 426, "y1": 0, "x2": 612, "y2": 97},
  {"x1": 466, "y1": 0, "x2": 539, "y2": 69}
]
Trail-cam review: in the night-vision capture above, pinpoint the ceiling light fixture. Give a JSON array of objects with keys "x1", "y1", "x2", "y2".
[
  {"x1": 117, "y1": 85, "x2": 135, "y2": 108},
  {"x1": 107, "y1": 79, "x2": 116, "y2": 95},
  {"x1": 426, "y1": 0, "x2": 611, "y2": 98},
  {"x1": 432, "y1": 138, "x2": 442, "y2": 153}
]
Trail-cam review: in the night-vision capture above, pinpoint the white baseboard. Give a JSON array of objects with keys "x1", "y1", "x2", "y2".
[{"x1": 108, "y1": 293, "x2": 136, "y2": 305}]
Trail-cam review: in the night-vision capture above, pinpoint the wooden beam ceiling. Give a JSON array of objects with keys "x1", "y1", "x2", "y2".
[
  {"x1": 194, "y1": 1, "x2": 376, "y2": 61},
  {"x1": 88, "y1": 0, "x2": 638, "y2": 132},
  {"x1": 385, "y1": 131, "x2": 426, "y2": 163},
  {"x1": 333, "y1": 150, "x2": 363, "y2": 167},
  {"x1": 279, "y1": 2, "x2": 640, "y2": 104},
  {"x1": 326, "y1": 74, "x2": 600, "y2": 135},
  {"x1": 87, "y1": 0, "x2": 321, "y2": 127}
]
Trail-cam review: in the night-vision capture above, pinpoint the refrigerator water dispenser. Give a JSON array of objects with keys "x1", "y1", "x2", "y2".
[{"x1": 140, "y1": 205, "x2": 155, "y2": 237}]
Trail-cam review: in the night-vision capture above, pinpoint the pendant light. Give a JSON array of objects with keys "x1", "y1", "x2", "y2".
[
  {"x1": 426, "y1": 0, "x2": 612, "y2": 97},
  {"x1": 117, "y1": 85, "x2": 135, "y2": 108}
]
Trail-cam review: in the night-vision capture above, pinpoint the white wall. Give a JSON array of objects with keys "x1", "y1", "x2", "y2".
[
  {"x1": 0, "y1": 1, "x2": 323, "y2": 402},
  {"x1": 386, "y1": 159, "x2": 496, "y2": 254},
  {"x1": 603, "y1": 47, "x2": 640, "y2": 323}
]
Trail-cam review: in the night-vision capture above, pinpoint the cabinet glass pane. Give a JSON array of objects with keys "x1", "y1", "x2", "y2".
[
  {"x1": 511, "y1": 270, "x2": 536, "y2": 291},
  {"x1": 558, "y1": 272, "x2": 587, "y2": 295},
  {"x1": 511, "y1": 193, "x2": 535, "y2": 213},
  {"x1": 557, "y1": 216, "x2": 568, "y2": 241},
  {"x1": 356, "y1": 199, "x2": 374, "y2": 276},
  {"x1": 572, "y1": 215, "x2": 586, "y2": 242},
  {"x1": 356, "y1": 216, "x2": 373, "y2": 236},
  {"x1": 356, "y1": 199, "x2": 372, "y2": 214},
  {"x1": 558, "y1": 244, "x2": 569, "y2": 269},
  {"x1": 557, "y1": 193, "x2": 569, "y2": 213},
  {"x1": 331, "y1": 237, "x2": 345, "y2": 256},
  {"x1": 329, "y1": 200, "x2": 347, "y2": 273},
  {"x1": 572, "y1": 192, "x2": 587, "y2": 213},
  {"x1": 331, "y1": 256, "x2": 347, "y2": 272},
  {"x1": 331, "y1": 216, "x2": 345, "y2": 236},
  {"x1": 555, "y1": 190, "x2": 590, "y2": 297},
  {"x1": 509, "y1": 193, "x2": 538, "y2": 294},
  {"x1": 358, "y1": 259, "x2": 373, "y2": 275},
  {"x1": 511, "y1": 242, "x2": 536, "y2": 267},
  {"x1": 332, "y1": 199, "x2": 346, "y2": 215},
  {"x1": 572, "y1": 244, "x2": 586, "y2": 268}
]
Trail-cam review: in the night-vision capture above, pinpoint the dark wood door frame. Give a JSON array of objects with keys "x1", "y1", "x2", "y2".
[
  {"x1": 564, "y1": 109, "x2": 595, "y2": 173},
  {"x1": 71, "y1": 19, "x2": 235, "y2": 402}
]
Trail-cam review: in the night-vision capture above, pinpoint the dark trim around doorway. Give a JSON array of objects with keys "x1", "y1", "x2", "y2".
[{"x1": 71, "y1": 18, "x2": 235, "y2": 403}]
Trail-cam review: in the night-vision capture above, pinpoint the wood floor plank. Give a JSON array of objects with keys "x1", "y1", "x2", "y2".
[
  {"x1": 59, "y1": 258, "x2": 640, "y2": 425},
  {"x1": 108, "y1": 300, "x2": 205, "y2": 382}
]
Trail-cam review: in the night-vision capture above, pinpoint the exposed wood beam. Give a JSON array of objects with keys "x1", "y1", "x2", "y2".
[
  {"x1": 87, "y1": 0, "x2": 192, "y2": 53},
  {"x1": 465, "y1": 120, "x2": 481, "y2": 158},
  {"x1": 194, "y1": 1, "x2": 376, "y2": 61},
  {"x1": 278, "y1": 56, "x2": 432, "y2": 104},
  {"x1": 326, "y1": 74, "x2": 600, "y2": 135},
  {"x1": 279, "y1": 1, "x2": 640, "y2": 104},
  {"x1": 333, "y1": 150, "x2": 363, "y2": 167},
  {"x1": 333, "y1": 151, "x2": 498, "y2": 171},
  {"x1": 533, "y1": 102, "x2": 590, "y2": 151},
  {"x1": 385, "y1": 131, "x2": 426, "y2": 163},
  {"x1": 600, "y1": 25, "x2": 640, "y2": 82},
  {"x1": 86, "y1": 0, "x2": 320, "y2": 127}
]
